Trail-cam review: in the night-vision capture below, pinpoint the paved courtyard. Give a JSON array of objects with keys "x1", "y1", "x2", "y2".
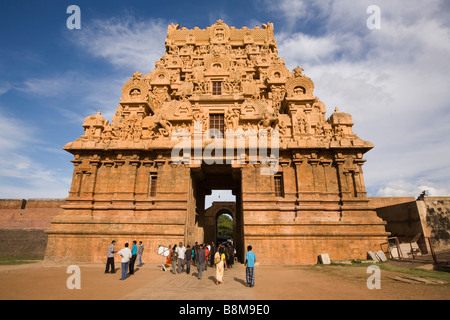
[{"x1": 0, "y1": 259, "x2": 449, "y2": 301}]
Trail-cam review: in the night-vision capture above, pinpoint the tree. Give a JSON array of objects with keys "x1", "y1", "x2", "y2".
[{"x1": 217, "y1": 214, "x2": 233, "y2": 237}]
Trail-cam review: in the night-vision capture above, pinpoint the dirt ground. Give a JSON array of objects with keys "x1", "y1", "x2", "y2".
[{"x1": 0, "y1": 259, "x2": 449, "y2": 301}]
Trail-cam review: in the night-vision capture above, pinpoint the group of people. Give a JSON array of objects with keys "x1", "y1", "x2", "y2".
[
  {"x1": 104, "y1": 239, "x2": 256, "y2": 287},
  {"x1": 104, "y1": 240, "x2": 145, "y2": 280},
  {"x1": 164, "y1": 241, "x2": 256, "y2": 287}
]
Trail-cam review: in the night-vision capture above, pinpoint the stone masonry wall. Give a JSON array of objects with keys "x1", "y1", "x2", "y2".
[
  {"x1": 2, "y1": 196, "x2": 449, "y2": 260},
  {"x1": 420, "y1": 198, "x2": 450, "y2": 251},
  {"x1": 370, "y1": 197, "x2": 450, "y2": 253},
  {"x1": 0, "y1": 199, "x2": 64, "y2": 258}
]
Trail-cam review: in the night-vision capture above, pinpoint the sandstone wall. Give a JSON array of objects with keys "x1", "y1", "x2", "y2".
[
  {"x1": 368, "y1": 197, "x2": 416, "y2": 208},
  {"x1": 369, "y1": 197, "x2": 450, "y2": 253},
  {"x1": 369, "y1": 198, "x2": 419, "y2": 237},
  {"x1": 0, "y1": 199, "x2": 64, "y2": 258},
  {"x1": 419, "y1": 198, "x2": 450, "y2": 251},
  {"x1": 44, "y1": 163, "x2": 190, "y2": 264},
  {"x1": 2, "y1": 196, "x2": 449, "y2": 261}
]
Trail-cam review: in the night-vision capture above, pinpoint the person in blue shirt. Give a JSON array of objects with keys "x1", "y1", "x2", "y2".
[
  {"x1": 129, "y1": 240, "x2": 138, "y2": 275},
  {"x1": 245, "y1": 245, "x2": 256, "y2": 287}
]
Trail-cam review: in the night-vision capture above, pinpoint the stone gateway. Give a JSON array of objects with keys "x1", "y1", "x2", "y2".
[{"x1": 44, "y1": 20, "x2": 389, "y2": 264}]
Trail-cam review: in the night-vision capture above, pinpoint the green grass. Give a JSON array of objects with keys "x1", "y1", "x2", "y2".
[
  {"x1": 311, "y1": 260, "x2": 450, "y2": 284},
  {"x1": 378, "y1": 263, "x2": 450, "y2": 283},
  {"x1": 0, "y1": 257, "x2": 42, "y2": 265}
]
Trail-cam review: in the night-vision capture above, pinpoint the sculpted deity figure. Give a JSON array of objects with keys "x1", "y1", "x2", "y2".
[
  {"x1": 226, "y1": 108, "x2": 240, "y2": 130},
  {"x1": 167, "y1": 23, "x2": 180, "y2": 35},
  {"x1": 278, "y1": 119, "x2": 288, "y2": 135},
  {"x1": 193, "y1": 108, "x2": 208, "y2": 132},
  {"x1": 299, "y1": 118, "x2": 306, "y2": 133},
  {"x1": 293, "y1": 66, "x2": 304, "y2": 77},
  {"x1": 158, "y1": 115, "x2": 173, "y2": 137}
]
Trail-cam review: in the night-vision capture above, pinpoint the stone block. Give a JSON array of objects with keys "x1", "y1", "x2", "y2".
[
  {"x1": 367, "y1": 251, "x2": 378, "y2": 261},
  {"x1": 318, "y1": 253, "x2": 331, "y2": 264},
  {"x1": 375, "y1": 250, "x2": 387, "y2": 261}
]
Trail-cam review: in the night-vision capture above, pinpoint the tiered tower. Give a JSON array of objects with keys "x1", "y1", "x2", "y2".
[{"x1": 45, "y1": 20, "x2": 388, "y2": 264}]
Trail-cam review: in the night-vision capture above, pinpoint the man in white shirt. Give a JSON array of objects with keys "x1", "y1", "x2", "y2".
[
  {"x1": 117, "y1": 243, "x2": 132, "y2": 280},
  {"x1": 176, "y1": 242, "x2": 186, "y2": 273}
]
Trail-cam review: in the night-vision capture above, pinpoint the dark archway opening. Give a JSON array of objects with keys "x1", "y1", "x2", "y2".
[
  {"x1": 216, "y1": 210, "x2": 233, "y2": 243},
  {"x1": 190, "y1": 164, "x2": 245, "y2": 262}
]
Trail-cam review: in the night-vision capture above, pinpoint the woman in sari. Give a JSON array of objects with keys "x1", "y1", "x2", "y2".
[
  {"x1": 215, "y1": 245, "x2": 227, "y2": 285},
  {"x1": 164, "y1": 245, "x2": 172, "y2": 270}
]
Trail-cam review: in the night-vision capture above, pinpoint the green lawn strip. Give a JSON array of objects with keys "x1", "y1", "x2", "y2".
[
  {"x1": 313, "y1": 260, "x2": 450, "y2": 284},
  {"x1": 0, "y1": 257, "x2": 42, "y2": 265},
  {"x1": 378, "y1": 263, "x2": 450, "y2": 283}
]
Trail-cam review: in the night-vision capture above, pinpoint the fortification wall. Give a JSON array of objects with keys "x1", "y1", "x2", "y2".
[
  {"x1": 0, "y1": 199, "x2": 64, "y2": 258},
  {"x1": 369, "y1": 197, "x2": 450, "y2": 253},
  {"x1": 419, "y1": 198, "x2": 450, "y2": 251},
  {"x1": 1, "y1": 197, "x2": 449, "y2": 259},
  {"x1": 368, "y1": 197, "x2": 416, "y2": 208}
]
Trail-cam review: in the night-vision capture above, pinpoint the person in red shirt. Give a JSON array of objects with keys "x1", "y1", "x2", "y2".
[{"x1": 204, "y1": 244, "x2": 209, "y2": 271}]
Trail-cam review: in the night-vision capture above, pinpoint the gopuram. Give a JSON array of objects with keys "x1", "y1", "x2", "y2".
[{"x1": 45, "y1": 20, "x2": 389, "y2": 264}]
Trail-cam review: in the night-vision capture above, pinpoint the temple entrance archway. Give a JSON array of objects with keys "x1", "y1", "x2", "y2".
[{"x1": 189, "y1": 164, "x2": 245, "y2": 262}]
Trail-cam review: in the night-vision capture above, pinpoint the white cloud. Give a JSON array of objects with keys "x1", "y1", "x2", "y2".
[
  {"x1": 15, "y1": 16, "x2": 169, "y2": 126},
  {"x1": 70, "y1": 16, "x2": 167, "y2": 72},
  {"x1": 0, "y1": 111, "x2": 37, "y2": 151},
  {"x1": 0, "y1": 81, "x2": 12, "y2": 96},
  {"x1": 376, "y1": 180, "x2": 450, "y2": 198},
  {"x1": 18, "y1": 70, "x2": 124, "y2": 124},
  {"x1": 263, "y1": 0, "x2": 324, "y2": 29},
  {"x1": 270, "y1": 0, "x2": 450, "y2": 197},
  {"x1": 276, "y1": 32, "x2": 340, "y2": 64},
  {"x1": 21, "y1": 75, "x2": 76, "y2": 97},
  {"x1": 0, "y1": 110, "x2": 71, "y2": 198}
]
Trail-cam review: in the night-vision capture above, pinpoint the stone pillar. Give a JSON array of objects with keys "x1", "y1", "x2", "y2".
[
  {"x1": 185, "y1": 169, "x2": 196, "y2": 246},
  {"x1": 129, "y1": 158, "x2": 140, "y2": 199},
  {"x1": 321, "y1": 159, "x2": 332, "y2": 195},
  {"x1": 85, "y1": 160, "x2": 100, "y2": 199},
  {"x1": 68, "y1": 160, "x2": 82, "y2": 198},
  {"x1": 280, "y1": 161, "x2": 296, "y2": 199},
  {"x1": 95, "y1": 161, "x2": 114, "y2": 199},
  {"x1": 335, "y1": 157, "x2": 350, "y2": 200},
  {"x1": 113, "y1": 158, "x2": 125, "y2": 199},
  {"x1": 308, "y1": 157, "x2": 320, "y2": 198},
  {"x1": 293, "y1": 157, "x2": 314, "y2": 198},
  {"x1": 354, "y1": 159, "x2": 367, "y2": 198},
  {"x1": 134, "y1": 161, "x2": 152, "y2": 199}
]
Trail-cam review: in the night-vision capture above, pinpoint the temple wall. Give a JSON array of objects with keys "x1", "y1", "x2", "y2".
[
  {"x1": 44, "y1": 161, "x2": 191, "y2": 263},
  {"x1": 241, "y1": 161, "x2": 389, "y2": 265},
  {"x1": 4, "y1": 194, "x2": 449, "y2": 262}
]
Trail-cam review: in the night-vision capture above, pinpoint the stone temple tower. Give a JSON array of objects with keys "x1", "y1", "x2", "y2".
[{"x1": 45, "y1": 20, "x2": 388, "y2": 264}]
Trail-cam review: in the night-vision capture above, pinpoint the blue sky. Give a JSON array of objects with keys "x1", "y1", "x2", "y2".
[{"x1": 1, "y1": 0, "x2": 450, "y2": 200}]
